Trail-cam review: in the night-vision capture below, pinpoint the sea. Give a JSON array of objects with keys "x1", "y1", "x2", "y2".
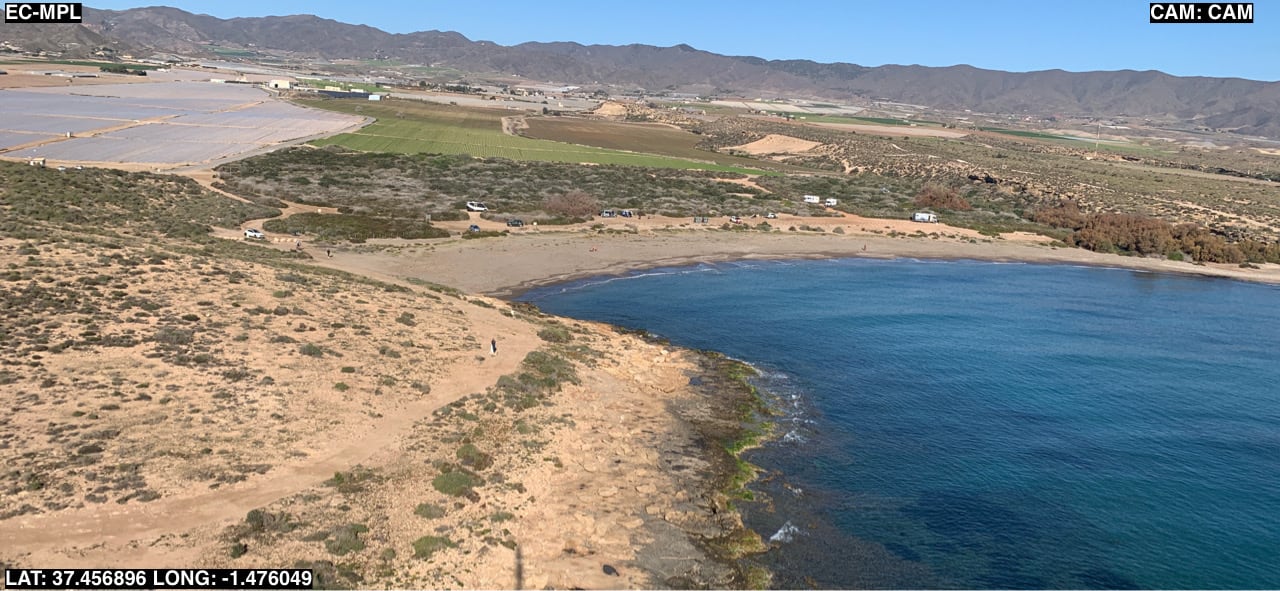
[{"x1": 519, "y1": 258, "x2": 1280, "y2": 589}]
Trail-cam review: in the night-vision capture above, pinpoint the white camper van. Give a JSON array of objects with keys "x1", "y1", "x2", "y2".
[
  {"x1": 803, "y1": 195, "x2": 821, "y2": 204},
  {"x1": 912, "y1": 212, "x2": 939, "y2": 223},
  {"x1": 825, "y1": 198, "x2": 839, "y2": 206}
]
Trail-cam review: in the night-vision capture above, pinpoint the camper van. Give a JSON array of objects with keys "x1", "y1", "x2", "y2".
[
  {"x1": 803, "y1": 195, "x2": 821, "y2": 204},
  {"x1": 912, "y1": 212, "x2": 939, "y2": 223},
  {"x1": 824, "y1": 198, "x2": 839, "y2": 206}
]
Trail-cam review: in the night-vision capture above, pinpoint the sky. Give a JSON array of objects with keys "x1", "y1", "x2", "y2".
[{"x1": 88, "y1": 0, "x2": 1279, "y2": 81}]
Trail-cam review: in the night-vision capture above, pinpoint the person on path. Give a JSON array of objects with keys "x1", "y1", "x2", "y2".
[{"x1": 490, "y1": 338, "x2": 497, "y2": 356}]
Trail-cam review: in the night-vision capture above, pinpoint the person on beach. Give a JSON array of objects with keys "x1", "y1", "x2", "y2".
[
  {"x1": 490, "y1": 338, "x2": 497, "y2": 356},
  {"x1": 326, "y1": 248, "x2": 332, "y2": 258}
]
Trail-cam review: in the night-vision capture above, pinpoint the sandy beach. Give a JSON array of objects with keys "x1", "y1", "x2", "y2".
[{"x1": 309, "y1": 217, "x2": 1280, "y2": 298}]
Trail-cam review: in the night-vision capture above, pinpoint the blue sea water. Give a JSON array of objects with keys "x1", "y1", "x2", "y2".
[{"x1": 520, "y1": 259, "x2": 1280, "y2": 589}]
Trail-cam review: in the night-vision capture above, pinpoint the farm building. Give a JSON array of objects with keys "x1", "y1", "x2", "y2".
[{"x1": 267, "y1": 79, "x2": 291, "y2": 89}]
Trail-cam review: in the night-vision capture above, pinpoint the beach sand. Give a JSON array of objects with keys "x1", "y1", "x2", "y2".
[{"x1": 308, "y1": 217, "x2": 1280, "y2": 298}]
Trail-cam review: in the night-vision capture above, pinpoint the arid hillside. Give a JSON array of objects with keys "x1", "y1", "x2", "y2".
[{"x1": 0, "y1": 161, "x2": 763, "y2": 588}]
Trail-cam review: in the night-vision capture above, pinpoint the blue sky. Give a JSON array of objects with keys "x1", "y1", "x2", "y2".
[{"x1": 90, "y1": 1, "x2": 1278, "y2": 80}]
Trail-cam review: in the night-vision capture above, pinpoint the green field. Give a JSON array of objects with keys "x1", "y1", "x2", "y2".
[
  {"x1": 300, "y1": 98, "x2": 773, "y2": 174},
  {"x1": 978, "y1": 127, "x2": 1071, "y2": 140},
  {"x1": 768, "y1": 112, "x2": 944, "y2": 126},
  {"x1": 521, "y1": 117, "x2": 813, "y2": 173},
  {"x1": 654, "y1": 101, "x2": 745, "y2": 115}
]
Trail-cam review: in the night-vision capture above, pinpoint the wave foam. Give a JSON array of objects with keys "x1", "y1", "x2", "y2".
[{"x1": 769, "y1": 520, "x2": 804, "y2": 544}]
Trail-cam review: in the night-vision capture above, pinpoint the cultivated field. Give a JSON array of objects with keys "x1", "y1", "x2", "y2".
[
  {"x1": 708, "y1": 100, "x2": 865, "y2": 116},
  {"x1": 519, "y1": 117, "x2": 810, "y2": 172},
  {"x1": 300, "y1": 98, "x2": 771, "y2": 174},
  {"x1": 0, "y1": 82, "x2": 363, "y2": 166},
  {"x1": 808, "y1": 121, "x2": 969, "y2": 138}
]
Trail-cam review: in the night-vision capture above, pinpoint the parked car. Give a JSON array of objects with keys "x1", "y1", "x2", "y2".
[
  {"x1": 468, "y1": 224, "x2": 481, "y2": 233},
  {"x1": 729, "y1": 216, "x2": 742, "y2": 224},
  {"x1": 766, "y1": 212, "x2": 778, "y2": 219},
  {"x1": 244, "y1": 228, "x2": 265, "y2": 240},
  {"x1": 506, "y1": 219, "x2": 525, "y2": 227},
  {"x1": 600, "y1": 210, "x2": 615, "y2": 217},
  {"x1": 465, "y1": 201, "x2": 488, "y2": 212},
  {"x1": 619, "y1": 210, "x2": 634, "y2": 218}
]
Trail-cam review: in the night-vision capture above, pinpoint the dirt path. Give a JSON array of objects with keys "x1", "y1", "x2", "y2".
[
  {"x1": 0, "y1": 306, "x2": 540, "y2": 561},
  {"x1": 0, "y1": 178, "x2": 544, "y2": 565},
  {"x1": 182, "y1": 170, "x2": 342, "y2": 243},
  {"x1": 715, "y1": 175, "x2": 772, "y2": 193},
  {"x1": 501, "y1": 115, "x2": 528, "y2": 137},
  {"x1": 184, "y1": 170, "x2": 252, "y2": 204}
]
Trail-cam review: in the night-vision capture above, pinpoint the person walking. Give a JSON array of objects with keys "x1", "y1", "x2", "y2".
[{"x1": 490, "y1": 338, "x2": 497, "y2": 356}]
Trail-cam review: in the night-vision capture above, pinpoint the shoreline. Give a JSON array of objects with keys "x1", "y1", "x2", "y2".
[
  {"x1": 331, "y1": 229, "x2": 1280, "y2": 299},
  {"x1": 500, "y1": 249, "x2": 1278, "y2": 301},
  {"x1": 451, "y1": 232, "x2": 1279, "y2": 588}
]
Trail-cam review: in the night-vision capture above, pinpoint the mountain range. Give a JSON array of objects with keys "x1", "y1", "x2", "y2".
[{"x1": 2, "y1": 6, "x2": 1279, "y2": 138}]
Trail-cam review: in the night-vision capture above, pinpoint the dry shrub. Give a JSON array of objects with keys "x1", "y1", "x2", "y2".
[
  {"x1": 1031, "y1": 200, "x2": 1088, "y2": 229},
  {"x1": 914, "y1": 183, "x2": 971, "y2": 211},
  {"x1": 543, "y1": 190, "x2": 598, "y2": 218}
]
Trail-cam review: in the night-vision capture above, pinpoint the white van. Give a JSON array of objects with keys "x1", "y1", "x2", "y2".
[
  {"x1": 465, "y1": 201, "x2": 488, "y2": 212},
  {"x1": 912, "y1": 212, "x2": 939, "y2": 223},
  {"x1": 825, "y1": 198, "x2": 839, "y2": 206},
  {"x1": 803, "y1": 195, "x2": 821, "y2": 204}
]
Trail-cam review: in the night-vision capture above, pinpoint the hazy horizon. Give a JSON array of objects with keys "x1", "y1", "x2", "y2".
[{"x1": 85, "y1": 0, "x2": 1279, "y2": 82}]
